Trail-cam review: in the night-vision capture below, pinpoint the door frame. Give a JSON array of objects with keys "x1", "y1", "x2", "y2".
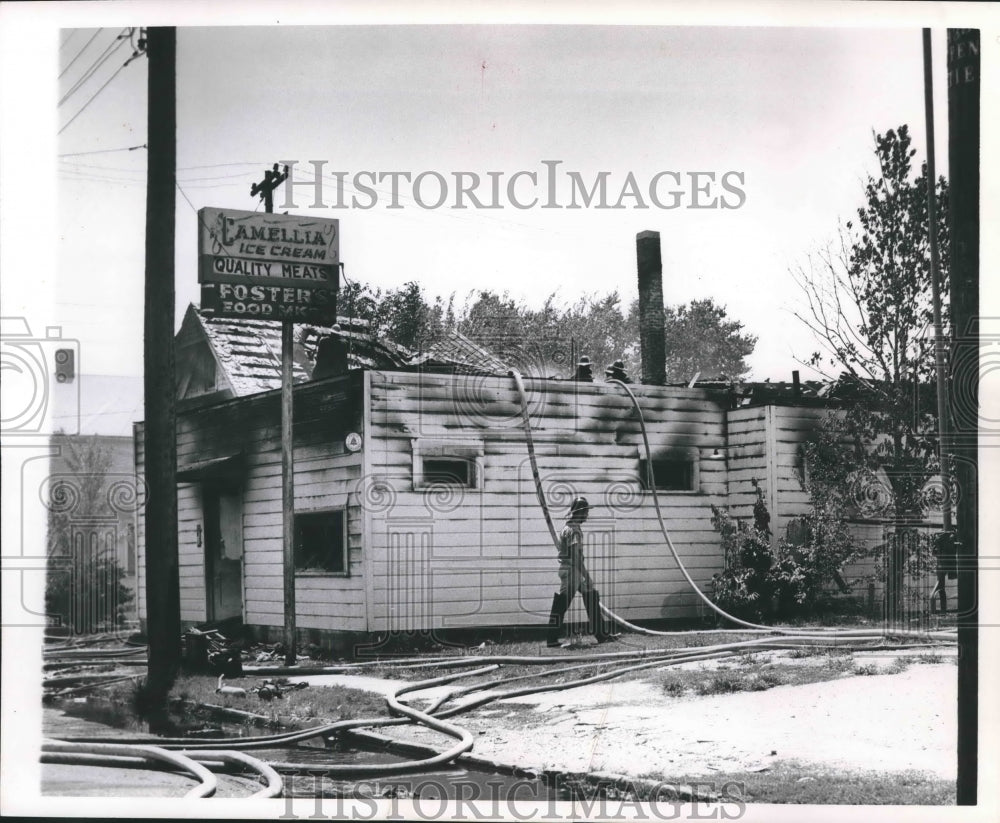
[{"x1": 202, "y1": 481, "x2": 244, "y2": 623}]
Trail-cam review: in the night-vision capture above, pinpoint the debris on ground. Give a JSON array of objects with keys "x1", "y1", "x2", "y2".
[{"x1": 249, "y1": 678, "x2": 309, "y2": 701}]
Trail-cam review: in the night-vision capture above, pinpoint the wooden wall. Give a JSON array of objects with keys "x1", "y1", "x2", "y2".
[
  {"x1": 771, "y1": 405, "x2": 831, "y2": 540},
  {"x1": 725, "y1": 406, "x2": 769, "y2": 528},
  {"x1": 138, "y1": 362, "x2": 921, "y2": 637},
  {"x1": 135, "y1": 373, "x2": 366, "y2": 632},
  {"x1": 726, "y1": 405, "x2": 833, "y2": 542},
  {"x1": 364, "y1": 371, "x2": 731, "y2": 630}
]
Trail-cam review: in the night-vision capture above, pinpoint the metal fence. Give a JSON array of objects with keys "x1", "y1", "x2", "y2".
[{"x1": 840, "y1": 521, "x2": 956, "y2": 632}]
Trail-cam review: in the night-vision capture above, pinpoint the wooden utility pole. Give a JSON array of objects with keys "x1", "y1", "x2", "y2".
[
  {"x1": 250, "y1": 164, "x2": 297, "y2": 667},
  {"x1": 143, "y1": 26, "x2": 181, "y2": 722},
  {"x1": 945, "y1": 28, "x2": 979, "y2": 807},
  {"x1": 922, "y1": 30, "x2": 952, "y2": 536}
]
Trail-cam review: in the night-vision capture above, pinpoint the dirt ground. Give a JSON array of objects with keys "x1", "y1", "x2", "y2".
[{"x1": 288, "y1": 651, "x2": 958, "y2": 782}]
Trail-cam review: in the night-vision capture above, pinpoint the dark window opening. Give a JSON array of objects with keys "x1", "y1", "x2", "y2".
[
  {"x1": 294, "y1": 510, "x2": 347, "y2": 574},
  {"x1": 639, "y1": 458, "x2": 695, "y2": 492},
  {"x1": 423, "y1": 458, "x2": 474, "y2": 487}
]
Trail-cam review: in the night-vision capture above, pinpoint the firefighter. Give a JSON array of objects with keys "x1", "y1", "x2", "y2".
[{"x1": 546, "y1": 496, "x2": 618, "y2": 647}]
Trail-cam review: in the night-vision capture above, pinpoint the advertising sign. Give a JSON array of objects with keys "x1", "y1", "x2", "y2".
[{"x1": 197, "y1": 207, "x2": 339, "y2": 322}]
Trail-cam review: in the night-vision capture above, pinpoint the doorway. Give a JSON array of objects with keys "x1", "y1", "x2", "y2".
[{"x1": 203, "y1": 485, "x2": 243, "y2": 622}]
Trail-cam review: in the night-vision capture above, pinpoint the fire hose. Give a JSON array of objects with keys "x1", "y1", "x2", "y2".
[
  {"x1": 509, "y1": 369, "x2": 956, "y2": 642},
  {"x1": 47, "y1": 370, "x2": 956, "y2": 789}
]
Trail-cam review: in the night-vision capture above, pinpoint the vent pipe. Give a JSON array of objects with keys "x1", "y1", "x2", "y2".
[{"x1": 636, "y1": 230, "x2": 667, "y2": 385}]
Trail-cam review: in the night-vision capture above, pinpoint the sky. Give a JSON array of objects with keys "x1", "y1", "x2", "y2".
[
  {"x1": 0, "y1": 1, "x2": 996, "y2": 390},
  {"x1": 22, "y1": 9, "x2": 978, "y2": 383}
]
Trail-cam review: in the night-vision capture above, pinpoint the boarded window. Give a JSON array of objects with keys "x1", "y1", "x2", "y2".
[
  {"x1": 294, "y1": 510, "x2": 347, "y2": 574},
  {"x1": 639, "y1": 458, "x2": 696, "y2": 492},
  {"x1": 422, "y1": 457, "x2": 474, "y2": 487}
]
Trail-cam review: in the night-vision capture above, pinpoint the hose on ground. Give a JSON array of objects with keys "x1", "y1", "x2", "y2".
[
  {"x1": 177, "y1": 749, "x2": 283, "y2": 798},
  {"x1": 41, "y1": 741, "x2": 218, "y2": 798},
  {"x1": 510, "y1": 369, "x2": 956, "y2": 642}
]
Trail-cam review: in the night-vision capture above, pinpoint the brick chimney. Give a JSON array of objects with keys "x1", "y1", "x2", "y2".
[{"x1": 636, "y1": 230, "x2": 666, "y2": 385}]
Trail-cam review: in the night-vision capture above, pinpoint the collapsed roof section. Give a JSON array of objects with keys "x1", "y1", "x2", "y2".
[
  {"x1": 179, "y1": 303, "x2": 871, "y2": 408},
  {"x1": 177, "y1": 304, "x2": 514, "y2": 402}
]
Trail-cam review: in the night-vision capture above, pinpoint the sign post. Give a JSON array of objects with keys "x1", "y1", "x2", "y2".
[{"x1": 197, "y1": 180, "x2": 339, "y2": 667}]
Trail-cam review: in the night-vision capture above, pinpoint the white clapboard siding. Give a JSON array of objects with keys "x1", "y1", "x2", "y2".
[
  {"x1": 177, "y1": 483, "x2": 207, "y2": 622},
  {"x1": 135, "y1": 374, "x2": 369, "y2": 633},
  {"x1": 365, "y1": 371, "x2": 728, "y2": 629},
  {"x1": 772, "y1": 406, "x2": 829, "y2": 531},
  {"x1": 724, "y1": 407, "x2": 768, "y2": 527}
]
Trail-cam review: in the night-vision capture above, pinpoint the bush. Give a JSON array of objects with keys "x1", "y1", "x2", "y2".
[
  {"x1": 711, "y1": 474, "x2": 864, "y2": 622},
  {"x1": 710, "y1": 482, "x2": 776, "y2": 620},
  {"x1": 46, "y1": 548, "x2": 133, "y2": 634}
]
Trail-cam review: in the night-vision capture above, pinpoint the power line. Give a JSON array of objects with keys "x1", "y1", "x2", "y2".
[
  {"x1": 59, "y1": 29, "x2": 102, "y2": 80},
  {"x1": 58, "y1": 50, "x2": 143, "y2": 136},
  {"x1": 176, "y1": 160, "x2": 268, "y2": 171},
  {"x1": 175, "y1": 180, "x2": 202, "y2": 215},
  {"x1": 58, "y1": 159, "x2": 146, "y2": 172},
  {"x1": 59, "y1": 28, "x2": 129, "y2": 107},
  {"x1": 58, "y1": 144, "x2": 147, "y2": 158},
  {"x1": 58, "y1": 168, "x2": 145, "y2": 185},
  {"x1": 60, "y1": 29, "x2": 79, "y2": 50}
]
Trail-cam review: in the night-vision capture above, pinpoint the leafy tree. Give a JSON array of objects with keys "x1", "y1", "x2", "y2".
[
  {"x1": 46, "y1": 434, "x2": 134, "y2": 634},
  {"x1": 792, "y1": 125, "x2": 950, "y2": 516},
  {"x1": 338, "y1": 279, "x2": 446, "y2": 351},
  {"x1": 338, "y1": 281, "x2": 757, "y2": 382},
  {"x1": 456, "y1": 290, "x2": 637, "y2": 377},
  {"x1": 658, "y1": 298, "x2": 757, "y2": 382}
]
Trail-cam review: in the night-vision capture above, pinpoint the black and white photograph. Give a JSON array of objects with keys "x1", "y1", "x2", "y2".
[{"x1": 1, "y1": 1, "x2": 997, "y2": 819}]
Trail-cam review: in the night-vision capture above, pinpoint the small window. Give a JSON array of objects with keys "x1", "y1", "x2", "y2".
[
  {"x1": 294, "y1": 510, "x2": 347, "y2": 574},
  {"x1": 639, "y1": 458, "x2": 697, "y2": 492},
  {"x1": 422, "y1": 458, "x2": 473, "y2": 486},
  {"x1": 412, "y1": 439, "x2": 483, "y2": 490}
]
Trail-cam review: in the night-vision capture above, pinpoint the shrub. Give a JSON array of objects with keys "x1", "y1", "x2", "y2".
[
  {"x1": 710, "y1": 481, "x2": 776, "y2": 620},
  {"x1": 46, "y1": 548, "x2": 133, "y2": 634}
]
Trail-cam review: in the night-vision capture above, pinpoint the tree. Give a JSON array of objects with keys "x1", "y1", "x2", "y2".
[
  {"x1": 339, "y1": 280, "x2": 757, "y2": 382},
  {"x1": 658, "y1": 298, "x2": 757, "y2": 382},
  {"x1": 46, "y1": 434, "x2": 134, "y2": 634},
  {"x1": 339, "y1": 279, "x2": 445, "y2": 351},
  {"x1": 792, "y1": 125, "x2": 949, "y2": 516},
  {"x1": 456, "y1": 289, "x2": 637, "y2": 377}
]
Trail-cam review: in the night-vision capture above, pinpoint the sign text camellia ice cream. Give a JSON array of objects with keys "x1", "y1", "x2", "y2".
[{"x1": 197, "y1": 207, "x2": 339, "y2": 322}]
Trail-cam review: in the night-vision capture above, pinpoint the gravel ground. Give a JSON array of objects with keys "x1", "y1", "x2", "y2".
[{"x1": 292, "y1": 658, "x2": 958, "y2": 781}]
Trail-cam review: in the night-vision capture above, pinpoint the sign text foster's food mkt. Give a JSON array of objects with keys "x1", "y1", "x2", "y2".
[{"x1": 198, "y1": 207, "x2": 339, "y2": 322}]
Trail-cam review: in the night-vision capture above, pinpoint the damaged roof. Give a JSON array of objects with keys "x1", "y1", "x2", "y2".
[
  {"x1": 187, "y1": 306, "x2": 408, "y2": 395},
  {"x1": 182, "y1": 304, "x2": 511, "y2": 399},
  {"x1": 408, "y1": 329, "x2": 511, "y2": 375}
]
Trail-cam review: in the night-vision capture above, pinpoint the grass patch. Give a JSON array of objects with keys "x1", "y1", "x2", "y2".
[
  {"x1": 786, "y1": 646, "x2": 825, "y2": 659},
  {"x1": 885, "y1": 657, "x2": 910, "y2": 674},
  {"x1": 639, "y1": 759, "x2": 955, "y2": 804},
  {"x1": 658, "y1": 655, "x2": 857, "y2": 697},
  {"x1": 169, "y1": 674, "x2": 389, "y2": 724},
  {"x1": 911, "y1": 651, "x2": 955, "y2": 665}
]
